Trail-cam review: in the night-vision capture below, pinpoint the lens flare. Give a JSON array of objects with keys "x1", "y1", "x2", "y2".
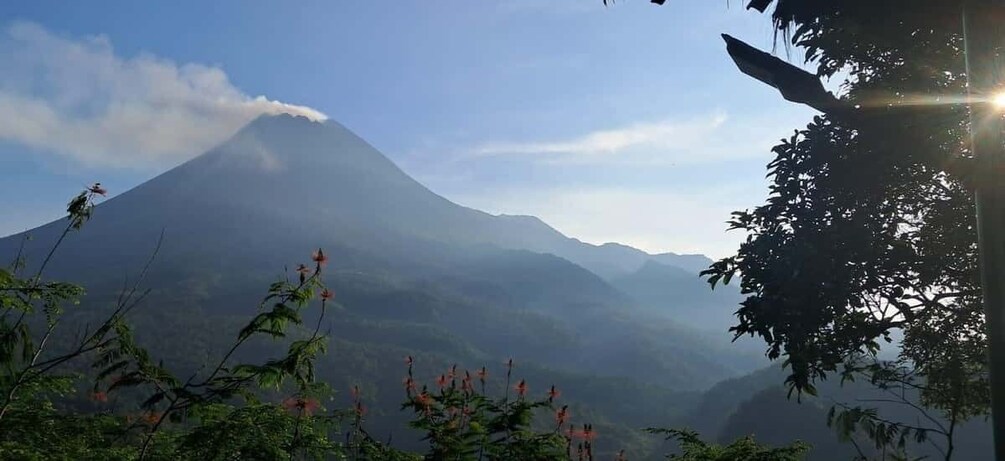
[{"x1": 993, "y1": 92, "x2": 1005, "y2": 109}]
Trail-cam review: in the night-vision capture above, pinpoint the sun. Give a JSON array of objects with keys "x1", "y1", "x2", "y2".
[{"x1": 992, "y1": 92, "x2": 1005, "y2": 109}]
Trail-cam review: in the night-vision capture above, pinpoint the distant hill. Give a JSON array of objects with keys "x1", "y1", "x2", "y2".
[
  {"x1": 611, "y1": 260, "x2": 742, "y2": 332},
  {"x1": 678, "y1": 366, "x2": 994, "y2": 460},
  {"x1": 0, "y1": 114, "x2": 759, "y2": 459}
]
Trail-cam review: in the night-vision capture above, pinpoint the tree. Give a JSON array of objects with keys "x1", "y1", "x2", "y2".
[{"x1": 678, "y1": 1, "x2": 993, "y2": 458}]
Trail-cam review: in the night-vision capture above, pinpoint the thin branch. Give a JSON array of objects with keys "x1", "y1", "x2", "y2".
[
  {"x1": 853, "y1": 397, "x2": 948, "y2": 435},
  {"x1": 0, "y1": 230, "x2": 161, "y2": 422}
]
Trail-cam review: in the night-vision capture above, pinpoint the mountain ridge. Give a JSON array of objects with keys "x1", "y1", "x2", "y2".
[
  {"x1": 5, "y1": 114, "x2": 715, "y2": 282},
  {"x1": 0, "y1": 113, "x2": 753, "y2": 377},
  {"x1": 0, "y1": 113, "x2": 758, "y2": 458}
]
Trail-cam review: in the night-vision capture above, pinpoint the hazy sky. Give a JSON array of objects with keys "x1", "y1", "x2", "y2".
[{"x1": 0, "y1": 0, "x2": 815, "y2": 258}]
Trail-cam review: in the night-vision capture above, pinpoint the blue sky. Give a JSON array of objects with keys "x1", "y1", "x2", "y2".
[{"x1": 0, "y1": 0, "x2": 815, "y2": 257}]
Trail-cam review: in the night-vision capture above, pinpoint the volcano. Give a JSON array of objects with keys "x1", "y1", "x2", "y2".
[
  {"x1": 4, "y1": 114, "x2": 718, "y2": 281},
  {"x1": 1, "y1": 114, "x2": 756, "y2": 456}
]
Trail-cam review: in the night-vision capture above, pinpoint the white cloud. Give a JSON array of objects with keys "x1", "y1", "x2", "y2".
[
  {"x1": 466, "y1": 112, "x2": 798, "y2": 166},
  {"x1": 0, "y1": 21, "x2": 326, "y2": 169},
  {"x1": 473, "y1": 114, "x2": 725, "y2": 159},
  {"x1": 419, "y1": 110, "x2": 812, "y2": 256}
]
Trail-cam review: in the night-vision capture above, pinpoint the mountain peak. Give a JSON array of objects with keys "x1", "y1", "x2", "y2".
[
  {"x1": 248, "y1": 112, "x2": 328, "y2": 128},
  {"x1": 598, "y1": 242, "x2": 637, "y2": 251},
  {"x1": 636, "y1": 259, "x2": 692, "y2": 276},
  {"x1": 495, "y1": 214, "x2": 561, "y2": 234}
]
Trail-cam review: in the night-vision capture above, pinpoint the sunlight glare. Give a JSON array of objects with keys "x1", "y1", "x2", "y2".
[{"x1": 993, "y1": 92, "x2": 1005, "y2": 109}]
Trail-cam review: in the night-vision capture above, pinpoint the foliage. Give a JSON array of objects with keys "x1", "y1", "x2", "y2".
[
  {"x1": 646, "y1": 428, "x2": 808, "y2": 461},
  {"x1": 150, "y1": 403, "x2": 343, "y2": 461},
  {"x1": 0, "y1": 187, "x2": 367, "y2": 460},
  {"x1": 91, "y1": 246, "x2": 339, "y2": 457},
  {"x1": 0, "y1": 185, "x2": 116, "y2": 422},
  {"x1": 0, "y1": 397, "x2": 135, "y2": 460},
  {"x1": 401, "y1": 358, "x2": 590, "y2": 460}
]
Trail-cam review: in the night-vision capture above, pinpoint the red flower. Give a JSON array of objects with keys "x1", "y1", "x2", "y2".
[
  {"x1": 403, "y1": 377, "x2": 417, "y2": 393},
  {"x1": 282, "y1": 396, "x2": 320, "y2": 415},
  {"x1": 436, "y1": 374, "x2": 449, "y2": 389},
  {"x1": 302, "y1": 398, "x2": 320, "y2": 415},
  {"x1": 548, "y1": 384, "x2": 561, "y2": 401},
  {"x1": 90, "y1": 391, "x2": 108, "y2": 403},
  {"x1": 88, "y1": 183, "x2": 107, "y2": 196},
  {"x1": 354, "y1": 401, "x2": 367, "y2": 417},
  {"x1": 505, "y1": 358, "x2": 514, "y2": 370},
  {"x1": 566, "y1": 424, "x2": 595, "y2": 441},
  {"x1": 405, "y1": 355, "x2": 414, "y2": 366},
  {"x1": 461, "y1": 371, "x2": 474, "y2": 394},
  {"x1": 514, "y1": 379, "x2": 527, "y2": 398},
  {"x1": 616, "y1": 449, "x2": 627, "y2": 461},
  {"x1": 351, "y1": 384, "x2": 361, "y2": 401},
  {"x1": 142, "y1": 411, "x2": 162, "y2": 425},
  {"x1": 320, "y1": 288, "x2": 334, "y2": 301},
  {"x1": 555, "y1": 405, "x2": 570, "y2": 426},
  {"x1": 311, "y1": 248, "x2": 328, "y2": 266},
  {"x1": 416, "y1": 391, "x2": 434, "y2": 414},
  {"x1": 476, "y1": 366, "x2": 488, "y2": 382},
  {"x1": 447, "y1": 364, "x2": 457, "y2": 380}
]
